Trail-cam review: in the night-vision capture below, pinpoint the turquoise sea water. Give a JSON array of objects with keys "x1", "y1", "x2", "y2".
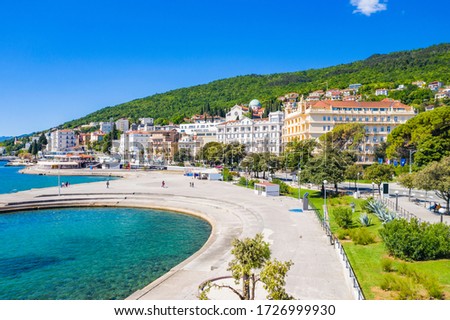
[
  {"x1": 0, "y1": 207, "x2": 211, "y2": 299},
  {"x1": 0, "y1": 161, "x2": 116, "y2": 194}
]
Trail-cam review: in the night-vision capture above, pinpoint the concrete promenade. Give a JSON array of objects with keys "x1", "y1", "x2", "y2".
[{"x1": 0, "y1": 169, "x2": 355, "y2": 300}]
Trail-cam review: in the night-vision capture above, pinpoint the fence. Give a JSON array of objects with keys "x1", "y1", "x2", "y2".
[
  {"x1": 381, "y1": 197, "x2": 421, "y2": 222},
  {"x1": 308, "y1": 201, "x2": 365, "y2": 300}
]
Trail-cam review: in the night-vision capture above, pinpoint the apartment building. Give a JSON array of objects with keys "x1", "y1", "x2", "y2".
[
  {"x1": 50, "y1": 129, "x2": 77, "y2": 152},
  {"x1": 282, "y1": 99, "x2": 416, "y2": 163},
  {"x1": 217, "y1": 111, "x2": 284, "y2": 155}
]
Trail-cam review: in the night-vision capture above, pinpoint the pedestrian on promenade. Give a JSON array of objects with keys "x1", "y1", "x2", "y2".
[
  {"x1": 161, "y1": 180, "x2": 165, "y2": 188},
  {"x1": 106, "y1": 180, "x2": 110, "y2": 188}
]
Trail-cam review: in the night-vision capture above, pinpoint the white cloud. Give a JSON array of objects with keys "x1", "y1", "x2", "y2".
[{"x1": 350, "y1": 0, "x2": 387, "y2": 16}]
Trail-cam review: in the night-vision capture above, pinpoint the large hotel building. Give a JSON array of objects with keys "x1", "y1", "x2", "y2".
[{"x1": 282, "y1": 99, "x2": 416, "y2": 162}]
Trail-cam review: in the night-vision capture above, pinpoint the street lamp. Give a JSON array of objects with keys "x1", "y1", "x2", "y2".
[
  {"x1": 323, "y1": 180, "x2": 328, "y2": 223},
  {"x1": 395, "y1": 190, "x2": 399, "y2": 211},
  {"x1": 409, "y1": 149, "x2": 417, "y2": 174},
  {"x1": 371, "y1": 182, "x2": 375, "y2": 198},
  {"x1": 356, "y1": 172, "x2": 360, "y2": 194},
  {"x1": 58, "y1": 164, "x2": 61, "y2": 196},
  {"x1": 298, "y1": 169, "x2": 302, "y2": 202}
]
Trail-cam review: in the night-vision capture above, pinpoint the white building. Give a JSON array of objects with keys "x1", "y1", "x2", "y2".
[
  {"x1": 99, "y1": 122, "x2": 113, "y2": 134},
  {"x1": 217, "y1": 111, "x2": 284, "y2": 154},
  {"x1": 226, "y1": 104, "x2": 246, "y2": 122},
  {"x1": 375, "y1": 88, "x2": 389, "y2": 96},
  {"x1": 115, "y1": 118, "x2": 130, "y2": 132},
  {"x1": 50, "y1": 130, "x2": 77, "y2": 152},
  {"x1": 139, "y1": 118, "x2": 154, "y2": 126},
  {"x1": 178, "y1": 134, "x2": 202, "y2": 158}
]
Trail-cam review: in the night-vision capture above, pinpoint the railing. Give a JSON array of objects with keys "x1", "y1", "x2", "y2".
[
  {"x1": 381, "y1": 197, "x2": 421, "y2": 222},
  {"x1": 308, "y1": 200, "x2": 365, "y2": 300}
]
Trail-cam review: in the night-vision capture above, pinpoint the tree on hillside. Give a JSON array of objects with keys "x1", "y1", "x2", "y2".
[
  {"x1": 38, "y1": 133, "x2": 48, "y2": 150},
  {"x1": 364, "y1": 164, "x2": 395, "y2": 195},
  {"x1": 199, "y1": 233, "x2": 293, "y2": 300},
  {"x1": 414, "y1": 156, "x2": 450, "y2": 221}
]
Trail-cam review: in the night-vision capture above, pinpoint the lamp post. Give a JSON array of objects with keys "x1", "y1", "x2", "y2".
[
  {"x1": 323, "y1": 180, "x2": 328, "y2": 223},
  {"x1": 372, "y1": 182, "x2": 375, "y2": 198},
  {"x1": 395, "y1": 190, "x2": 399, "y2": 211},
  {"x1": 409, "y1": 149, "x2": 417, "y2": 174},
  {"x1": 58, "y1": 164, "x2": 61, "y2": 196},
  {"x1": 298, "y1": 168, "x2": 302, "y2": 202},
  {"x1": 356, "y1": 172, "x2": 360, "y2": 194}
]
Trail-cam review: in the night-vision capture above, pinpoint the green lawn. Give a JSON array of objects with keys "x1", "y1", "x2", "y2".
[
  {"x1": 286, "y1": 185, "x2": 450, "y2": 300},
  {"x1": 235, "y1": 180, "x2": 450, "y2": 299}
]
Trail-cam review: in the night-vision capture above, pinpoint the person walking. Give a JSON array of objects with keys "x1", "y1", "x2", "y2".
[
  {"x1": 106, "y1": 180, "x2": 110, "y2": 188},
  {"x1": 161, "y1": 180, "x2": 165, "y2": 188}
]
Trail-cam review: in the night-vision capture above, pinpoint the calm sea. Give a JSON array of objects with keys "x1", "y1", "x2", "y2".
[
  {"x1": 0, "y1": 207, "x2": 211, "y2": 299},
  {"x1": 0, "y1": 161, "x2": 115, "y2": 194}
]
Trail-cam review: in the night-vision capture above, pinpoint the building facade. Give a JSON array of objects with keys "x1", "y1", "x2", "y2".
[
  {"x1": 115, "y1": 118, "x2": 130, "y2": 132},
  {"x1": 217, "y1": 111, "x2": 284, "y2": 155},
  {"x1": 50, "y1": 130, "x2": 77, "y2": 152},
  {"x1": 282, "y1": 99, "x2": 416, "y2": 163}
]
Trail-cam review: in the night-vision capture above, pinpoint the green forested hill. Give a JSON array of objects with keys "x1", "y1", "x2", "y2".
[{"x1": 62, "y1": 43, "x2": 450, "y2": 128}]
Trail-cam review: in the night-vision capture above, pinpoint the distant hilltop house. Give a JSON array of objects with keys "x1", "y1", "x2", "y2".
[
  {"x1": 428, "y1": 81, "x2": 444, "y2": 91},
  {"x1": 375, "y1": 88, "x2": 389, "y2": 96},
  {"x1": 435, "y1": 87, "x2": 450, "y2": 100},
  {"x1": 412, "y1": 80, "x2": 426, "y2": 88}
]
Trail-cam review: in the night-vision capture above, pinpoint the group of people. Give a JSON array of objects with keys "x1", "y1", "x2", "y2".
[
  {"x1": 429, "y1": 202, "x2": 442, "y2": 213},
  {"x1": 189, "y1": 181, "x2": 195, "y2": 188},
  {"x1": 61, "y1": 181, "x2": 70, "y2": 188}
]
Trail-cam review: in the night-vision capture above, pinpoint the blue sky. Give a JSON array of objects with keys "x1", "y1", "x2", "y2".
[{"x1": 0, "y1": 0, "x2": 449, "y2": 136}]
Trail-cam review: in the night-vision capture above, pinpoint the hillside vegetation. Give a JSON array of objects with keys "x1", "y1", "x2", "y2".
[{"x1": 56, "y1": 43, "x2": 449, "y2": 127}]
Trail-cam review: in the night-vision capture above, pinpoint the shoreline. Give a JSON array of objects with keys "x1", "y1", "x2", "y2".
[{"x1": 0, "y1": 171, "x2": 357, "y2": 300}]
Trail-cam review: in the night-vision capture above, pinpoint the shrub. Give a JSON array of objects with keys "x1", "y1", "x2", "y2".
[
  {"x1": 381, "y1": 258, "x2": 394, "y2": 272},
  {"x1": 248, "y1": 179, "x2": 259, "y2": 188},
  {"x1": 337, "y1": 229, "x2": 351, "y2": 240},
  {"x1": 351, "y1": 228, "x2": 376, "y2": 245},
  {"x1": 359, "y1": 213, "x2": 372, "y2": 227},
  {"x1": 238, "y1": 177, "x2": 247, "y2": 186},
  {"x1": 380, "y1": 274, "x2": 397, "y2": 291},
  {"x1": 365, "y1": 200, "x2": 396, "y2": 223},
  {"x1": 271, "y1": 179, "x2": 290, "y2": 194},
  {"x1": 332, "y1": 207, "x2": 353, "y2": 229},
  {"x1": 380, "y1": 219, "x2": 450, "y2": 261},
  {"x1": 222, "y1": 168, "x2": 233, "y2": 181}
]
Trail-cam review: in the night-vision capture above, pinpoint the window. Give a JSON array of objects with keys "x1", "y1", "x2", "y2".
[
  {"x1": 381, "y1": 127, "x2": 385, "y2": 132},
  {"x1": 327, "y1": 116, "x2": 331, "y2": 121},
  {"x1": 373, "y1": 117, "x2": 377, "y2": 122},
  {"x1": 365, "y1": 117, "x2": 369, "y2": 122},
  {"x1": 323, "y1": 116, "x2": 326, "y2": 121},
  {"x1": 373, "y1": 127, "x2": 377, "y2": 132},
  {"x1": 387, "y1": 126, "x2": 391, "y2": 133},
  {"x1": 394, "y1": 116, "x2": 398, "y2": 122},
  {"x1": 323, "y1": 126, "x2": 326, "y2": 131}
]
